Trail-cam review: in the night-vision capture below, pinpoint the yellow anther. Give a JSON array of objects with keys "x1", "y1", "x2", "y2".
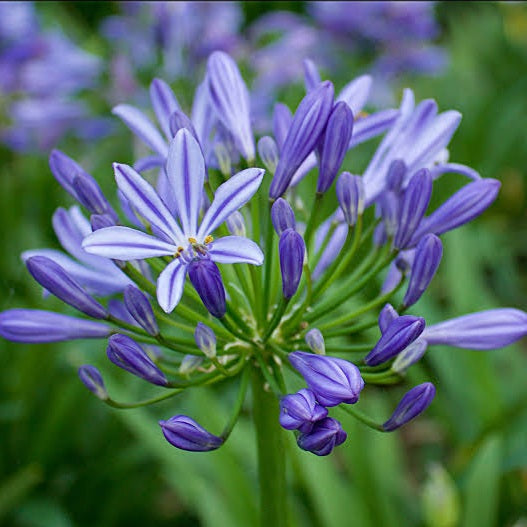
[
  {"x1": 357, "y1": 111, "x2": 369, "y2": 120},
  {"x1": 174, "y1": 253, "x2": 180, "y2": 259},
  {"x1": 177, "y1": 246, "x2": 184, "y2": 253},
  {"x1": 188, "y1": 237, "x2": 197, "y2": 244},
  {"x1": 204, "y1": 235, "x2": 214, "y2": 244}
]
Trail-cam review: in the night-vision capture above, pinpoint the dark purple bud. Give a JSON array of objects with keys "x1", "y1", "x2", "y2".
[
  {"x1": 169, "y1": 110, "x2": 199, "y2": 143},
  {"x1": 289, "y1": 351, "x2": 364, "y2": 406},
  {"x1": 305, "y1": 328, "x2": 325, "y2": 355},
  {"x1": 225, "y1": 211, "x2": 246, "y2": 237},
  {"x1": 303, "y1": 58, "x2": 321, "y2": 92},
  {"x1": 49, "y1": 149, "x2": 90, "y2": 199},
  {"x1": 383, "y1": 383, "x2": 436, "y2": 431},
  {"x1": 378, "y1": 303, "x2": 399, "y2": 333},
  {"x1": 26, "y1": 256, "x2": 107, "y2": 319},
  {"x1": 72, "y1": 174, "x2": 118, "y2": 222},
  {"x1": 194, "y1": 322, "x2": 216, "y2": 358},
  {"x1": 188, "y1": 259, "x2": 226, "y2": 318},
  {"x1": 394, "y1": 169, "x2": 433, "y2": 249},
  {"x1": 317, "y1": 102, "x2": 354, "y2": 193},
  {"x1": 0, "y1": 309, "x2": 111, "y2": 343},
  {"x1": 365, "y1": 315, "x2": 425, "y2": 366},
  {"x1": 160, "y1": 415, "x2": 223, "y2": 452},
  {"x1": 271, "y1": 198, "x2": 296, "y2": 235},
  {"x1": 257, "y1": 136, "x2": 279, "y2": 174},
  {"x1": 297, "y1": 417, "x2": 347, "y2": 456},
  {"x1": 391, "y1": 338, "x2": 428, "y2": 373},
  {"x1": 280, "y1": 389, "x2": 328, "y2": 433},
  {"x1": 90, "y1": 213, "x2": 116, "y2": 231},
  {"x1": 270, "y1": 81, "x2": 334, "y2": 198},
  {"x1": 403, "y1": 234, "x2": 443, "y2": 308},
  {"x1": 272, "y1": 103, "x2": 292, "y2": 151},
  {"x1": 386, "y1": 160, "x2": 406, "y2": 193},
  {"x1": 107, "y1": 334, "x2": 168, "y2": 386},
  {"x1": 279, "y1": 228, "x2": 305, "y2": 299},
  {"x1": 336, "y1": 172, "x2": 364, "y2": 226},
  {"x1": 413, "y1": 179, "x2": 501, "y2": 242},
  {"x1": 124, "y1": 285, "x2": 159, "y2": 336},
  {"x1": 78, "y1": 365, "x2": 108, "y2": 400},
  {"x1": 378, "y1": 190, "x2": 399, "y2": 237}
]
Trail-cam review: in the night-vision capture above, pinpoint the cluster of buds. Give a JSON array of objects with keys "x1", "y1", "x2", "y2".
[{"x1": 1, "y1": 51, "x2": 527, "y2": 457}]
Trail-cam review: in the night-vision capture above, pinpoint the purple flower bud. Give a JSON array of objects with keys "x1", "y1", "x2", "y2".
[
  {"x1": 180, "y1": 354, "x2": 203, "y2": 375},
  {"x1": 272, "y1": 103, "x2": 292, "y2": 151},
  {"x1": 422, "y1": 308, "x2": 527, "y2": 350},
  {"x1": 188, "y1": 259, "x2": 226, "y2": 318},
  {"x1": 297, "y1": 417, "x2": 347, "y2": 456},
  {"x1": 159, "y1": 415, "x2": 223, "y2": 452},
  {"x1": 257, "y1": 136, "x2": 279, "y2": 174},
  {"x1": 280, "y1": 389, "x2": 328, "y2": 433},
  {"x1": 169, "y1": 110, "x2": 200, "y2": 143},
  {"x1": 394, "y1": 168, "x2": 432, "y2": 249},
  {"x1": 123, "y1": 285, "x2": 159, "y2": 336},
  {"x1": 413, "y1": 179, "x2": 501, "y2": 241},
  {"x1": 386, "y1": 160, "x2": 406, "y2": 192},
  {"x1": 303, "y1": 58, "x2": 321, "y2": 92},
  {"x1": 391, "y1": 339, "x2": 428, "y2": 373},
  {"x1": 365, "y1": 315, "x2": 425, "y2": 366},
  {"x1": 279, "y1": 228, "x2": 305, "y2": 299},
  {"x1": 378, "y1": 303, "x2": 399, "y2": 333},
  {"x1": 107, "y1": 334, "x2": 167, "y2": 386},
  {"x1": 403, "y1": 234, "x2": 443, "y2": 308},
  {"x1": 90, "y1": 213, "x2": 116, "y2": 231},
  {"x1": 26, "y1": 256, "x2": 107, "y2": 319},
  {"x1": 78, "y1": 365, "x2": 108, "y2": 400},
  {"x1": 317, "y1": 102, "x2": 354, "y2": 193},
  {"x1": 289, "y1": 351, "x2": 364, "y2": 406},
  {"x1": 270, "y1": 81, "x2": 334, "y2": 199},
  {"x1": 305, "y1": 328, "x2": 325, "y2": 355},
  {"x1": 194, "y1": 322, "x2": 216, "y2": 358},
  {"x1": 336, "y1": 172, "x2": 365, "y2": 226},
  {"x1": 0, "y1": 309, "x2": 111, "y2": 343},
  {"x1": 378, "y1": 190, "x2": 399, "y2": 237},
  {"x1": 225, "y1": 211, "x2": 246, "y2": 237},
  {"x1": 383, "y1": 383, "x2": 436, "y2": 431},
  {"x1": 72, "y1": 173, "x2": 118, "y2": 221},
  {"x1": 271, "y1": 198, "x2": 296, "y2": 235},
  {"x1": 49, "y1": 149, "x2": 90, "y2": 200},
  {"x1": 207, "y1": 51, "x2": 254, "y2": 162}
]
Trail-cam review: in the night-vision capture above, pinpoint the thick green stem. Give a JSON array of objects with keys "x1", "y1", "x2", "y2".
[{"x1": 251, "y1": 366, "x2": 288, "y2": 527}]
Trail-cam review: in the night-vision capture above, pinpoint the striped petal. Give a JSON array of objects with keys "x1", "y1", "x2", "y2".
[
  {"x1": 166, "y1": 129, "x2": 205, "y2": 236},
  {"x1": 157, "y1": 258, "x2": 187, "y2": 313},
  {"x1": 149, "y1": 78, "x2": 179, "y2": 140},
  {"x1": 209, "y1": 236, "x2": 264, "y2": 265},
  {"x1": 112, "y1": 104, "x2": 168, "y2": 157},
  {"x1": 83, "y1": 226, "x2": 176, "y2": 260},
  {"x1": 114, "y1": 163, "x2": 184, "y2": 244},
  {"x1": 198, "y1": 168, "x2": 264, "y2": 238}
]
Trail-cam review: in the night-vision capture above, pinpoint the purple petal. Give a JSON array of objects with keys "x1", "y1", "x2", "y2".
[
  {"x1": 348, "y1": 108, "x2": 399, "y2": 149},
  {"x1": 83, "y1": 226, "x2": 176, "y2": 260},
  {"x1": 337, "y1": 74, "x2": 372, "y2": 115},
  {"x1": 209, "y1": 236, "x2": 264, "y2": 265},
  {"x1": 133, "y1": 155, "x2": 165, "y2": 173},
  {"x1": 149, "y1": 78, "x2": 179, "y2": 139},
  {"x1": 157, "y1": 258, "x2": 187, "y2": 313},
  {"x1": 429, "y1": 163, "x2": 481, "y2": 181},
  {"x1": 198, "y1": 168, "x2": 264, "y2": 238},
  {"x1": 114, "y1": 163, "x2": 184, "y2": 244},
  {"x1": 112, "y1": 104, "x2": 168, "y2": 157},
  {"x1": 166, "y1": 129, "x2": 205, "y2": 236}
]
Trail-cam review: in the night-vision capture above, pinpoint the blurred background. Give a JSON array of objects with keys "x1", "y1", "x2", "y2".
[{"x1": 1, "y1": 2, "x2": 527, "y2": 526}]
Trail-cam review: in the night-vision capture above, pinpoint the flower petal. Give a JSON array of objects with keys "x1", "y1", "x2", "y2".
[
  {"x1": 209, "y1": 236, "x2": 264, "y2": 265},
  {"x1": 112, "y1": 104, "x2": 168, "y2": 157},
  {"x1": 114, "y1": 163, "x2": 184, "y2": 244},
  {"x1": 83, "y1": 226, "x2": 176, "y2": 260},
  {"x1": 149, "y1": 78, "x2": 179, "y2": 140},
  {"x1": 198, "y1": 168, "x2": 264, "y2": 238},
  {"x1": 166, "y1": 129, "x2": 205, "y2": 236},
  {"x1": 157, "y1": 258, "x2": 187, "y2": 313},
  {"x1": 337, "y1": 74, "x2": 372, "y2": 115}
]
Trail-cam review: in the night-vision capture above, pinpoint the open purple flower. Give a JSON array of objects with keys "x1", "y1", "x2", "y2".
[{"x1": 83, "y1": 129, "x2": 264, "y2": 314}]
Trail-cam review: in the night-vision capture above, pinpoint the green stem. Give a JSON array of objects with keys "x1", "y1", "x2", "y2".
[
  {"x1": 104, "y1": 389, "x2": 183, "y2": 409},
  {"x1": 220, "y1": 366, "x2": 250, "y2": 440},
  {"x1": 338, "y1": 405, "x2": 385, "y2": 432},
  {"x1": 251, "y1": 366, "x2": 288, "y2": 527},
  {"x1": 302, "y1": 192, "x2": 324, "y2": 251},
  {"x1": 262, "y1": 203, "x2": 275, "y2": 318},
  {"x1": 263, "y1": 296, "x2": 290, "y2": 342}
]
